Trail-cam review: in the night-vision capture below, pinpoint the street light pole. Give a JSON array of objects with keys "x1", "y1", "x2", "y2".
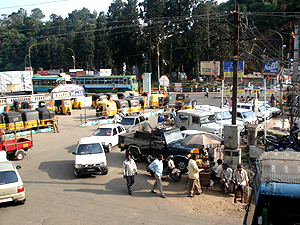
[
  {"x1": 24, "y1": 55, "x2": 28, "y2": 70},
  {"x1": 67, "y1": 48, "x2": 76, "y2": 69},
  {"x1": 28, "y1": 43, "x2": 38, "y2": 71}
]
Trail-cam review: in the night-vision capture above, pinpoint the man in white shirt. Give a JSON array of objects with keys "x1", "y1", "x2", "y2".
[
  {"x1": 233, "y1": 164, "x2": 249, "y2": 203},
  {"x1": 188, "y1": 154, "x2": 204, "y2": 197},
  {"x1": 211, "y1": 159, "x2": 223, "y2": 181},
  {"x1": 221, "y1": 163, "x2": 233, "y2": 195},
  {"x1": 149, "y1": 154, "x2": 165, "y2": 198},
  {"x1": 123, "y1": 154, "x2": 137, "y2": 195}
]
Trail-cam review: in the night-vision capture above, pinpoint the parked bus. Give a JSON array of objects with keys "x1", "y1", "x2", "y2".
[
  {"x1": 32, "y1": 75, "x2": 66, "y2": 93},
  {"x1": 74, "y1": 75, "x2": 138, "y2": 93}
]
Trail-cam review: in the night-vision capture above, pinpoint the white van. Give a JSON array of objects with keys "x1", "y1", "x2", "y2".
[
  {"x1": 72, "y1": 137, "x2": 108, "y2": 177},
  {"x1": 177, "y1": 109, "x2": 222, "y2": 135},
  {"x1": 195, "y1": 105, "x2": 244, "y2": 131},
  {"x1": 237, "y1": 103, "x2": 272, "y2": 122},
  {"x1": 230, "y1": 108, "x2": 258, "y2": 126}
]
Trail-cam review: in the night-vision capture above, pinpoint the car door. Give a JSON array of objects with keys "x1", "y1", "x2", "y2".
[
  {"x1": 190, "y1": 116, "x2": 200, "y2": 130},
  {"x1": 112, "y1": 128, "x2": 118, "y2": 146},
  {"x1": 150, "y1": 133, "x2": 168, "y2": 157}
]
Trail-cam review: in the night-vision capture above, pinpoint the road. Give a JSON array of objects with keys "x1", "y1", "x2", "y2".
[{"x1": 0, "y1": 93, "x2": 242, "y2": 225}]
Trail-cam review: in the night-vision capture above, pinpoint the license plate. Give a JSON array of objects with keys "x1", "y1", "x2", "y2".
[
  {"x1": 87, "y1": 169, "x2": 95, "y2": 172},
  {"x1": 0, "y1": 197, "x2": 13, "y2": 203},
  {"x1": 121, "y1": 143, "x2": 124, "y2": 147}
]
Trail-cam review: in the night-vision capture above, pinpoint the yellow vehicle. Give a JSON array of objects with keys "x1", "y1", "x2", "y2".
[
  {"x1": 125, "y1": 98, "x2": 141, "y2": 114},
  {"x1": 149, "y1": 94, "x2": 169, "y2": 109},
  {"x1": 71, "y1": 98, "x2": 82, "y2": 109},
  {"x1": 54, "y1": 99, "x2": 72, "y2": 115},
  {"x1": 125, "y1": 91, "x2": 139, "y2": 97},
  {"x1": 38, "y1": 100, "x2": 55, "y2": 111},
  {"x1": 91, "y1": 94, "x2": 102, "y2": 108},
  {"x1": 36, "y1": 108, "x2": 55, "y2": 126},
  {"x1": 105, "y1": 93, "x2": 118, "y2": 101},
  {"x1": 114, "y1": 99, "x2": 130, "y2": 115},
  {"x1": 176, "y1": 94, "x2": 185, "y2": 103},
  {"x1": 96, "y1": 100, "x2": 117, "y2": 118},
  {"x1": 182, "y1": 98, "x2": 197, "y2": 110},
  {"x1": 21, "y1": 101, "x2": 38, "y2": 111},
  {"x1": 2, "y1": 111, "x2": 24, "y2": 130},
  {"x1": 19, "y1": 109, "x2": 39, "y2": 129},
  {"x1": 0, "y1": 114, "x2": 5, "y2": 129},
  {"x1": 12, "y1": 100, "x2": 24, "y2": 112}
]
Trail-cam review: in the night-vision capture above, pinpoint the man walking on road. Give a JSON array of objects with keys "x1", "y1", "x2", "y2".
[
  {"x1": 123, "y1": 154, "x2": 137, "y2": 195},
  {"x1": 52, "y1": 115, "x2": 59, "y2": 133},
  {"x1": 188, "y1": 154, "x2": 203, "y2": 197},
  {"x1": 149, "y1": 154, "x2": 166, "y2": 198}
]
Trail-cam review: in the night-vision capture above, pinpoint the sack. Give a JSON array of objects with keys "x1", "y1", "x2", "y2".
[{"x1": 244, "y1": 186, "x2": 252, "y2": 203}]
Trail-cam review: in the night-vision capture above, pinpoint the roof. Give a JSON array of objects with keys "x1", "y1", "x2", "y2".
[
  {"x1": 78, "y1": 137, "x2": 102, "y2": 145},
  {"x1": 96, "y1": 124, "x2": 122, "y2": 129},
  {"x1": 195, "y1": 105, "x2": 225, "y2": 113},
  {"x1": 259, "y1": 152, "x2": 300, "y2": 184},
  {"x1": 177, "y1": 109, "x2": 214, "y2": 117},
  {"x1": 0, "y1": 161, "x2": 15, "y2": 171},
  {"x1": 229, "y1": 108, "x2": 253, "y2": 113}
]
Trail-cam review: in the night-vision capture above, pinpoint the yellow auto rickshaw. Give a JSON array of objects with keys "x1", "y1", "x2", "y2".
[
  {"x1": 54, "y1": 99, "x2": 72, "y2": 115},
  {"x1": 149, "y1": 94, "x2": 169, "y2": 109},
  {"x1": 96, "y1": 100, "x2": 117, "y2": 118},
  {"x1": 12, "y1": 100, "x2": 24, "y2": 112},
  {"x1": 125, "y1": 91, "x2": 139, "y2": 97},
  {"x1": 91, "y1": 94, "x2": 102, "y2": 108},
  {"x1": 2, "y1": 111, "x2": 24, "y2": 130},
  {"x1": 125, "y1": 98, "x2": 141, "y2": 114},
  {"x1": 105, "y1": 93, "x2": 118, "y2": 101},
  {"x1": 114, "y1": 99, "x2": 130, "y2": 115},
  {"x1": 21, "y1": 101, "x2": 38, "y2": 110},
  {"x1": 36, "y1": 108, "x2": 55, "y2": 126},
  {"x1": 19, "y1": 109, "x2": 39, "y2": 129},
  {"x1": 182, "y1": 98, "x2": 197, "y2": 110},
  {"x1": 39, "y1": 100, "x2": 55, "y2": 111},
  {"x1": 176, "y1": 93, "x2": 185, "y2": 103},
  {"x1": 70, "y1": 98, "x2": 82, "y2": 109}
]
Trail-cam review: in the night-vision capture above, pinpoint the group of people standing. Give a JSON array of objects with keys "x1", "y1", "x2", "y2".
[{"x1": 157, "y1": 109, "x2": 177, "y2": 125}]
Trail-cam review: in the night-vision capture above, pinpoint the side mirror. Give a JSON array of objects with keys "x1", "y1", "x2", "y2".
[
  {"x1": 72, "y1": 152, "x2": 76, "y2": 155},
  {"x1": 16, "y1": 165, "x2": 21, "y2": 169}
]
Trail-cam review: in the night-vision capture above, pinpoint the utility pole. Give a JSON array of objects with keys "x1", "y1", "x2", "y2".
[
  {"x1": 207, "y1": 6, "x2": 210, "y2": 61},
  {"x1": 231, "y1": 0, "x2": 239, "y2": 125},
  {"x1": 291, "y1": 25, "x2": 299, "y2": 127}
]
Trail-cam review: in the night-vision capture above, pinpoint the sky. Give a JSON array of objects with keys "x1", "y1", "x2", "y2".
[{"x1": 0, "y1": 0, "x2": 227, "y2": 21}]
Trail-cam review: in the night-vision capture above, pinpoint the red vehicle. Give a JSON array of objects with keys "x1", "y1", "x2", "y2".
[{"x1": 0, "y1": 130, "x2": 33, "y2": 160}]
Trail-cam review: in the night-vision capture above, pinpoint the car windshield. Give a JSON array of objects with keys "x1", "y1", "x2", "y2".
[
  {"x1": 200, "y1": 115, "x2": 216, "y2": 124},
  {"x1": 120, "y1": 118, "x2": 134, "y2": 125},
  {"x1": 164, "y1": 129, "x2": 183, "y2": 144},
  {"x1": 242, "y1": 111, "x2": 254, "y2": 118},
  {"x1": 215, "y1": 111, "x2": 231, "y2": 120},
  {"x1": 77, "y1": 143, "x2": 103, "y2": 155},
  {"x1": 93, "y1": 128, "x2": 112, "y2": 136},
  {"x1": 0, "y1": 171, "x2": 18, "y2": 184},
  {"x1": 183, "y1": 101, "x2": 191, "y2": 105},
  {"x1": 259, "y1": 105, "x2": 266, "y2": 112}
]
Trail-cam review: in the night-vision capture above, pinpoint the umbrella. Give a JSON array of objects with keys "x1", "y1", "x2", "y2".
[{"x1": 180, "y1": 133, "x2": 223, "y2": 149}]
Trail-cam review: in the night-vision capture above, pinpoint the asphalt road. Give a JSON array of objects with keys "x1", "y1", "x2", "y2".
[{"x1": 0, "y1": 93, "x2": 242, "y2": 225}]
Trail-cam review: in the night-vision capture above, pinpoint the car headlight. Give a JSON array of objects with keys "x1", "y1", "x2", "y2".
[
  {"x1": 75, "y1": 164, "x2": 82, "y2": 168},
  {"x1": 99, "y1": 162, "x2": 105, "y2": 166}
]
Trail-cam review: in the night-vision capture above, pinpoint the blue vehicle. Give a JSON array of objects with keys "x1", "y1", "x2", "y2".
[
  {"x1": 244, "y1": 152, "x2": 300, "y2": 225},
  {"x1": 32, "y1": 75, "x2": 66, "y2": 93}
]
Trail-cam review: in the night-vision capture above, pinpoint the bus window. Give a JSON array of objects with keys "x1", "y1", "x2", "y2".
[
  {"x1": 123, "y1": 78, "x2": 127, "y2": 84},
  {"x1": 99, "y1": 78, "x2": 104, "y2": 84},
  {"x1": 127, "y1": 79, "x2": 130, "y2": 85},
  {"x1": 105, "y1": 79, "x2": 111, "y2": 84},
  {"x1": 86, "y1": 79, "x2": 91, "y2": 84},
  {"x1": 132, "y1": 77, "x2": 137, "y2": 84},
  {"x1": 92, "y1": 79, "x2": 97, "y2": 84}
]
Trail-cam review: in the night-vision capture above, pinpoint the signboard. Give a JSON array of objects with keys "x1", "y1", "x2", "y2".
[
  {"x1": 51, "y1": 84, "x2": 85, "y2": 100},
  {"x1": 69, "y1": 69, "x2": 83, "y2": 77},
  {"x1": 48, "y1": 69, "x2": 60, "y2": 75},
  {"x1": 6, "y1": 84, "x2": 20, "y2": 91},
  {"x1": 223, "y1": 61, "x2": 244, "y2": 77},
  {"x1": 237, "y1": 90, "x2": 245, "y2": 95},
  {"x1": 143, "y1": 73, "x2": 151, "y2": 95},
  {"x1": 37, "y1": 70, "x2": 49, "y2": 76},
  {"x1": 201, "y1": 61, "x2": 220, "y2": 75},
  {"x1": 100, "y1": 69, "x2": 112, "y2": 76},
  {"x1": 220, "y1": 90, "x2": 230, "y2": 95},
  {"x1": 263, "y1": 58, "x2": 280, "y2": 76},
  {"x1": 159, "y1": 75, "x2": 169, "y2": 86},
  {"x1": 251, "y1": 89, "x2": 260, "y2": 94},
  {"x1": 174, "y1": 83, "x2": 182, "y2": 92},
  {"x1": 266, "y1": 89, "x2": 275, "y2": 94}
]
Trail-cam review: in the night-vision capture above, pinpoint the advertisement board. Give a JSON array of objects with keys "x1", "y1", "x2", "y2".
[
  {"x1": 51, "y1": 84, "x2": 85, "y2": 100},
  {"x1": 201, "y1": 61, "x2": 220, "y2": 75},
  {"x1": 223, "y1": 61, "x2": 244, "y2": 77},
  {"x1": 37, "y1": 70, "x2": 49, "y2": 76},
  {"x1": 174, "y1": 83, "x2": 182, "y2": 92},
  {"x1": 263, "y1": 58, "x2": 280, "y2": 76},
  {"x1": 100, "y1": 69, "x2": 112, "y2": 76}
]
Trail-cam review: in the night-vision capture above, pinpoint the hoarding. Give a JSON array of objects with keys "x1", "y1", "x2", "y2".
[
  {"x1": 100, "y1": 69, "x2": 112, "y2": 76},
  {"x1": 37, "y1": 70, "x2": 49, "y2": 76},
  {"x1": 51, "y1": 84, "x2": 85, "y2": 100},
  {"x1": 223, "y1": 61, "x2": 244, "y2": 77},
  {"x1": 174, "y1": 83, "x2": 182, "y2": 92},
  {"x1": 263, "y1": 58, "x2": 280, "y2": 76},
  {"x1": 200, "y1": 61, "x2": 220, "y2": 76},
  {"x1": 0, "y1": 71, "x2": 33, "y2": 93}
]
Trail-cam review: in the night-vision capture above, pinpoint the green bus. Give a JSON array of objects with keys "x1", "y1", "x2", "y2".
[{"x1": 74, "y1": 75, "x2": 138, "y2": 93}]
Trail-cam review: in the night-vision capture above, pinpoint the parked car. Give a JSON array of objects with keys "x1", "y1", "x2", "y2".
[
  {"x1": 230, "y1": 108, "x2": 258, "y2": 126},
  {"x1": 72, "y1": 137, "x2": 108, "y2": 177},
  {"x1": 92, "y1": 124, "x2": 126, "y2": 152},
  {"x1": 258, "y1": 101, "x2": 281, "y2": 117},
  {"x1": 237, "y1": 102, "x2": 272, "y2": 121},
  {"x1": 0, "y1": 151, "x2": 26, "y2": 205},
  {"x1": 120, "y1": 115, "x2": 145, "y2": 132}
]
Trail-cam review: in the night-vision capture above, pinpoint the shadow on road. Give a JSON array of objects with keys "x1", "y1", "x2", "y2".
[
  {"x1": 65, "y1": 144, "x2": 77, "y2": 153},
  {"x1": 38, "y1": 160, "x2": 75, "y2": 180}
]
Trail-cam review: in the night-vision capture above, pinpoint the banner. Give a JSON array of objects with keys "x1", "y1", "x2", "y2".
[
  {"x1": 223, "y1": 61, "x2": 244, "y2": 77},
  {"x1": 263, "y1": 58, "x2": 280, "y2": 76},
  {"x1": 201, "y1": 61, "x2": 220, "y2": 75},
  {"x1": 266, "y1": 89, "x2": 275, "y2": 94},
  {"x1": 37, "y1": 70, "x2": 49, "y2": 76},
  {"x1": 174, "y1": 83, "x2": 182, "y2": 92},
  {"x1": 251, "y1": 89, "x2": 260, "y2": 94},
  {"x1": 220, "y1": 90, "x2": 230, "y2": 94},
  {"x1": 237, "y1": 90, "x2": 245, "y2": 95},
  {"x1": 51, "y1": 84, "x2": 85, "y2": 100}
]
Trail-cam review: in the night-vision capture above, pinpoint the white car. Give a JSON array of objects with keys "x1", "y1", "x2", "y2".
[
  {"x1": 0, "y1": 151, "x2": 26, "y2": 205},
  {"x1": 72, "y1": 137, "x2": 108, "y2": 177},
  {"x1": 230, "y1": 108, "x2": 258, "y2": 126},
  {"x1": 258, "y1": 101, "x2": 281, "y2": 117},
  {"x1": 237, "y1": 103, "x2": 272, "y2": 122},
  {"x1": 92, "y1": 124, "x2": 126, "y2": 152}
]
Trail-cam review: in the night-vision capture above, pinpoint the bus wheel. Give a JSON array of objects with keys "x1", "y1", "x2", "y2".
[
  {"x1": 89, "y1": 89, "x2": 95, "y2": 93},
  {"x1": 118, "y1": 89, "x2": 124, "y2": 92},
  {"x1": 68, "y1": 112, "x2": 71, "y2": 115}
]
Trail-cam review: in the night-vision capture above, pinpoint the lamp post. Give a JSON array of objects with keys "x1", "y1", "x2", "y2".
[
  {"x1": 28, "y1": 43, "x2": 38, "y2": 71},
  {"x1": 24, "y1": 55, "x2": 29, "y2": 70},
  {"x1": 67, "y1": 48, "x2": 76, "y2": 69},
  {"x1": 271, "y1": 30, "x2": 286, "y2": 129}
]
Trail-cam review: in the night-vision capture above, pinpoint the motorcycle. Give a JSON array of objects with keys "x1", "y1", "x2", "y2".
[
  {"x1": 146, "y1": 155, "x2": 181, "y2": 182},
  {"x1": 264, "y1": 134, "x2": 300, "y2": 152},
  {"x1": 241, "y1": 129, "x2": 264, "y2": 145}
]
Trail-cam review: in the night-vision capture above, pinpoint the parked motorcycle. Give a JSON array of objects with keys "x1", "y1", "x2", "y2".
[
  {"x1": 146, "y1": 155, "x2": 181, "y2": 182},
  {"x1": 241, "y1": 129, "x2": 264, "y2": 145},
  {"x1": 264, "y1": 134, "x2": 300, "y2": 152}
]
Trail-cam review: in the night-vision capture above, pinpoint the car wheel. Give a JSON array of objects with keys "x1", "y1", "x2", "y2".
[
  {"x1": 174, "y1": 158, "x2": 188, "y2": 174},
  {"x1": 103, "y1": 166, "x2": 108, "y2": 175},
  {"x1": 17, "y1": 198, "x2": 26, "y2": 205},
  {"x1": 171, "y1": 171, "x2": 181, "y2": 182},
  {"x1": 74, "y1": 168, "x2": 81, "y2": 177},
  {"x1": 15, "y1": 151, "x2": 25, "y2": 160},
  {"x1": 107, "y1": 144, "x2": 112, "y2": 153},
  {"x1": 130, "y1": 148, "x2": 142, "y2": 162}
]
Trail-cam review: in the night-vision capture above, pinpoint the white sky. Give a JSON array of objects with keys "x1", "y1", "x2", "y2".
[{"x1": 0, "y1": 0, "x2": 227, "y2": 21}]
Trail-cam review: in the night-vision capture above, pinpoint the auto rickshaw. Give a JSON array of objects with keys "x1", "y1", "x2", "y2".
[
  {"x1": 70, "y1": 98, "x2": 82, "y2": 109},
  {"x1": 125, "y1": 91, "x2": 139, "y2": 97},
  {"x1": 36, "y1": 108, "x2": 55, "y2": 126},
  {"x1": 0, "y1": 114, "x2": 5, "y2": 129},
  {"x1": 125, "y1": 98, "x2": 141, "y2": 114},
  {"x1": 182, "y1": 98, "x2": 197, "y2": 110},
  {"x1": 91, "y1": 94, "x2": 102, "y2": 108},
  {"x1": 2, "y1": 111, "x2": 24, "y2": 130},
  {"x1": 135, "y1": 96, "x2": 145, "y2": 109},
  {"x1": 117, "y1": 92, "x2": 130, "y2": 99},
  {"x1": 176, "y1": 94, "x2": 185, "y2": 103},
  {"x1": 96, "y1": 100, "x2": 117, "y2": 118},
  {"x1": 21, "y1": 101, "x2": 38, "y2": 110},
  {"x1": 105, "y1": 93, "x2": 118, "y2": 101},
  {"x1": 54, "y1": 99, "x2": 72, "y2": 115},
  {"x1": 12, "y1": 100, "x2": 24, "y2": 112},
  {"x1": 149, "y1": 94, "x2": 169, "y2": 109},
  {"x1": 38, "y1": 100, "x2": 55, "y2": 111},
  {"x1": 19, "y1": 109, "x2": 39, "y2": 129},
  {"x1": 114, "y1": 99, "x2": 130, "y2": 115}
]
